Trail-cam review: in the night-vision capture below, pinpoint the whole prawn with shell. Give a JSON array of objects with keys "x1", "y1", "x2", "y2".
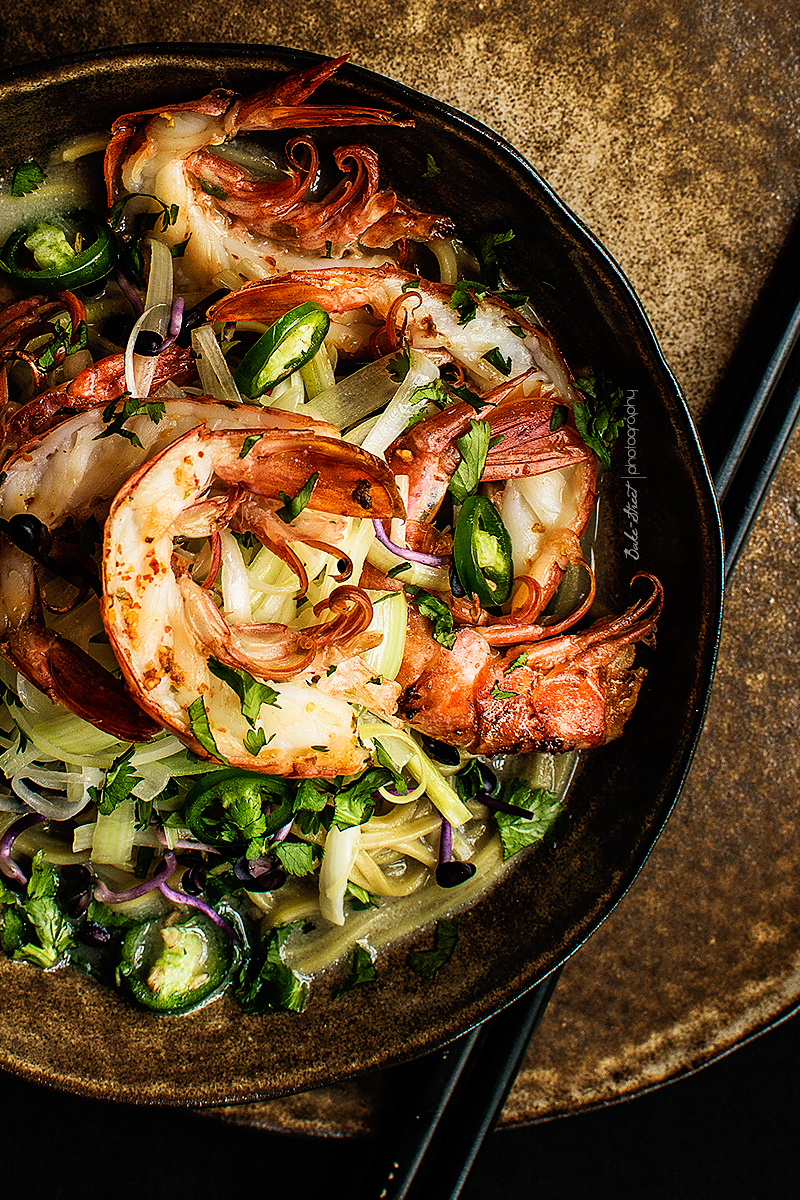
[{"x1": 0, "y1": 56, "x2": 661, "y2": 788}]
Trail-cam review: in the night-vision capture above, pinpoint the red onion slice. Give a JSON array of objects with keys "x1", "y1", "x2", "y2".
[{"x1": 371, "y1": 518, "x2": 449, "y2": 567}]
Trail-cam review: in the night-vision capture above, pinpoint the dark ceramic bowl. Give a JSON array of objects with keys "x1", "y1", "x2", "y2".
[{"x1": 0, "y1": 45, "x2": 722, "y2": 1105}]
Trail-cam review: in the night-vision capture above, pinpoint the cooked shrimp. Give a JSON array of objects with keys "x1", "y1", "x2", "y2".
[
  {"x1": 101, "y1": 424, "x2": 404, "y2": 774},
  {"x1": 396, "y1": 576, "x2": 663, "y2": 754},
  {"x1": 105, "y1": 57, "x2": 453, "y2": 289}
]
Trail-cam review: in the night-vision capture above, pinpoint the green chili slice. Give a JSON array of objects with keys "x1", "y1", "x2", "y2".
[
  {"x1": 452, "y1": 494, "x2": 514, "y2": 608},
  {"x1": 0, "y1": 209, "x2": 118, "y2": 294},
  {"x1": 233, "y1": 301, "x2": 330, "y2": 399},
  {"x1": 184, "y1": 768, "x2": 292, "y2": 848},
  {"x1": 118, "y1": 912, "x2": 234, "y2": 1013}
]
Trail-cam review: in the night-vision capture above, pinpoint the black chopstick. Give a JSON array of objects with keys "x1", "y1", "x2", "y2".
[{"x1": 360, "y1": 968, "x2": 561, "y2": 1200}]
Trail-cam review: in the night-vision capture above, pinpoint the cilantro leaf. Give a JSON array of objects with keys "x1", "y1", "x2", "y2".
[
  {"x1": 448, "y1": 419, "x2": 493, "y2": 504},
  {"x1": 504, "y1": 651, "x2": 529, "y2": 675},
  {"x1": 187, "y1": 696, "x2": 229, "y2": 764},
  {"x1": 236, "y1": 923, "x2": 308, "y2": 1014},
  {"x1": 421, "y1": 153, "x2": 442, "y2": 179},
  {"x1": 11, "y1": 159, "x2": 45, "y2": 197},
  {"x1": 482, "y1": 347, "x2": 513, "y2": 376},
  {"x1": 489, "y1": 682, "x2": 518, "y2": 700},
  {"x1": 478, "y1": 229, "x2": 515, "y2": 290},
  {"x1": 88, "y1": 745, "x2": 141, "y2": 816},
  {"x1": 273, "y1": 840, "x2": 319, "y2": 878},
  {"x1": 207, "y1": 658, "x2": 279, "y2": 726},
  {"x1": 401, "y1": 276, "x2": 422, "y2": 293},
  {"x1": 276, "y1": 472, "x2": 319, "y2": 523},
  {"x1": 292, "y1": 779, "x2": 331, "y2": 837},
  {"x1": 13, "y1": 852, "x2": 74, "y2": 969},
  {"x1": 243, "y1": 727, "x2": 268, "y2": 757},
  {"x1": 387, "y1": 345, "x2": 411, "y2": 383},
  {"x1": 334, "y1": 943, "x2": 378, "y2": 998},
  {"x1": 200, "y1": 180, "x2": 228, "y2": 200},
  {"x1": 333, "y1": 768, "x2": 390, "y2": 830},
  {"x1": 406, "y1": 587, "x2": 456, "y2": 650},
  {"x1": 346, "y1": 881, "x2": 380, "y2": 910},
  {"x1": 408, "y1": 917, "x2": 460, "y2": 980},
  {"x1": 550, "y1": 404, "x2": 569, "y2": 432},
  {"x1": 239, "y1": 433, "x2": 264, "y2": 459},
  {"x1": 93, "y1": 396, "x2": 166, "y2": 448},
  {"x1": 36, "y1": 319, "x2": 88, "y2": 371},
  {"x1": 450, "y1": 279, "x2": 529, "y2": 325},
  {"x1": 446, "y1": 382, "x2": 486, "y2": 413},
  {"x1": 493, "y1": 780, "x2": 566, "y2": 860},
  {"x1": 572, "y1": 375, "x2": 625, "y2": 468}
]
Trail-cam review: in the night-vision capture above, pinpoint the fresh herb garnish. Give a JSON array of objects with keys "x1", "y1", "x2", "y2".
[
  {"x1": 200, "y1": 180, "x2": 228, "y2": 200},
  {"x1": 208, "y1": 658, "x2": 279, "y2": 726},
  {"x1": 421, "y1": 153, "x2": 442, "y2": 179},
  {"x1": 11, "y1": 159, "x2": 45, "y2": 197},
  {"x1": 243, "y1": 727, "x2": 268, "y2": 756},
  {"x1": 446, "y1": 382, "x2": 486, "y2": 413},
  {"x1": 239, "y1": 433, "x2": 264, "y2": 458},
  {"x1": 236, "y1": 923, "x2": 308, "y2": 1014},
  {"x1": 408, "y1": 916, "x2": 460, "y2": 980},
  {"x1": 276, "y1": 472, "x2": 319, "y2": 523},
  {"x1": 401, "y1": 276, "x2": 422, "y2": 293},
  {"x1": 493, "y1": 779, "x2": 566, "y2": 860},
  {"x1": 88, "y1": 745, "x2": 141, "y2": 816},
  {"x1": 572, "y1": 375, "x2": 625, "y2": 468},
  {"x1": 550, "y1": 404, "x2": 569, "y2": 432},
  {"x1": 478, "y1": 229, "x2": 515, "y2": 290},
  {"x1": 449, "y1": 280, "x2": 529, "y2": 325},
  {"x1": 448, "y1": 419, "x2": 494, "y2": 505},
  {"x1": 504, "y1": 651, "x2": 529, "y2": 675},
  {"x1": 187, "y1": 696, "x2": 229, "y2": 764},
  {"x1": 405, "y1": 587, "x2": 457, "y2": 649},
  {"x1": 387, "y1": 344, "x2": 411, "y2": 383},
  {"x1": 36, "y1": 319, "x2": 88, "y2": 370},
  {"x1": 333, "y1": 768, "x2": 386, "y2": 830},
  {"x1": 6, "y1": 852, "x2": 74, "y2": 968},
  {"x1": 482, "y1": 347, "x2": 513, "y2": 376},
  {"x1": 346, "y1": 881, "x2": 380, "y2": 910},
  {"x1": 93, "y1": 396, "x2": 166, "y2": 448},
  {"x1": 334, "y1": 943, "x2": 378, "y2": 998},
  {"x1": 273, "y1": 840, "x2": 319, "y2": 878},
  {"x1": 489, "y1": 682, "x2": 518, "y2": 700}
]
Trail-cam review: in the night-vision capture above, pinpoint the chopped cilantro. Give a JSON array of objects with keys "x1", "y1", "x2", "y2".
[
  {"x1": 236, "y1": 923, "x2": 308, "y2": 1014},
  {"x1": 11, "y1": 852, "x2": 74, "y2": 969},
  {"x1": 334, "y1": 943, "x2": 378, "y2": 998},
  {"x1": 170, "y1": 236, "x2": 191, "y2": 258},
  {"x1": 276, "y1": 472, "x2": 319, "y2": 523},
  {"x1": 333, "y1": 769, "x2": 387, "y2": 829},
  {"x1": 493, "y1": 779, "x2": 566, "y2": 860},
  {"x1": 11, "y1": 159, "x2": 45, "y2": 197},
  {"x1": 208, "y1": 658, "x2": 279, "y2": 726},
  {"x1": 238, "y1": 433, "x2": 264, "y2": 458},
  {"x1": 346, "y1": 881, "x2": 380, "y2": 910},
  {"x1": 550, "y1": 404, "x2": 569, "y2": 432},
  {"x1": 448, "y1": 419, "x2": 493, "y2": 504},
  {"x1": 88, "y1": 745, "x2": 141, "y2": 816},
  {"x1": 200, "y1": 180, "x2": 228, "y2": 200},
  {"x1": 482, "y1": 347, "x2": 513, "y2": 376},
  {"x1": 408, "y1": 916, "x2": 460, "y2": 980},
  {"x1": 273, "y1": 840, "x2": 319, "y2": 878},
  {"x1": 243, "y1": 727, "x2": 268, "y2": 757},
  {"x1": 36, "y1": 319, "x2": 88, "y2": 371},
  {"x1": 572, "y1": 375, "x2": 625, "y2": 468},
  {"x1": 450, "y1": 279, "x2": 529, "y2": 325},
  {"x1": 387, "y1": 345, "x2": 411, "y2": 383},
  {"x1": 489, "y1": 682, "x2": 518, "y2": 700},
  {"x1": 478, "y1": 229, "x2": 515, "y2": 290},
  {"x1": 421, "y1": 153, "x2": 442, "y2": 179},
  {"x1": 401, "y1": 276, "x2": 422, "y2": 293},
  {"x1": 504, "y1": 651, "x2": 529, "y2": 675},
  {"x1": 187, "y1": 696, "x2": 229, "y2": 764},
  {"x1": 405, "y1": 587, "x2": 456, "y2": 650},
  {"x1": 93, "y1": 396, "x2": 166, "y2": 449},
  {"x1": 446, "y1": 382, "x2": 486, "y2": 412}
]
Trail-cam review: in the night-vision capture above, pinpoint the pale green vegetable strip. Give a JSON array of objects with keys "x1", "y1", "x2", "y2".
[
  {"x1": 91, "y1": 797, "x2": 137, "y2": 867},
  {"x1": 361, "y1": 591, "x2": 407, "y2": 681},
  {"x1": 360, "y1": 720, "x2": 471, "y2": 827},
  {"x1": 299, "y1": 342, "x2": 336, "y2": 398}
]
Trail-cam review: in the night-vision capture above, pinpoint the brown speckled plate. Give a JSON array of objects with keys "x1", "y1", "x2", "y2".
[{"x1": 0, "y1": 45, "x2": 722, "y2": 1105}]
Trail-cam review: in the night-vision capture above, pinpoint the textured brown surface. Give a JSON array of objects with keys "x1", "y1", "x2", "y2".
[{"x1": 1, "y1": 0, "x2": 799, "y2": 1133}]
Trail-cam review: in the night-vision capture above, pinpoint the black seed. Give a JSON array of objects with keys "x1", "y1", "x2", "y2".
[
  {"x1": 435, "y1": 860, "x2": 477, "y2": 888},
  {"x1": 134, "y1": 330, "x2": 162, "y2": 356},
  {"x1": 421, "y1": 734, "x2": 460, "y2": 767},
  {"x1": 449, "y1": 559, "x2": 466, "y2": 598}
]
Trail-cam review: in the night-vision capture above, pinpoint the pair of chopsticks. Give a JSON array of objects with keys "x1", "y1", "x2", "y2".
[{"x1": 359, "y1": 207, "x2": 800, "y2": 1200}]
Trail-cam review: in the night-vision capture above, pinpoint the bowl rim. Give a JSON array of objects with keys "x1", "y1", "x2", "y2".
[{"x1": 0, "y1": 42, "x2": 724, "y2": 1105}]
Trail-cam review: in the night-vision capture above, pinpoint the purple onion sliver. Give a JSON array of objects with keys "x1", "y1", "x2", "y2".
[
  {"x1": 93, "y1": 851, "x2": 176, "y2": 904},
  {"x1": 480, "y1": 795, "x2": 536, "y2": 819},
  {"x1": 438, "y1": 817, "x2": 452, "y2": 866},
  {"x1": 269, "y1": 821, "x2": 293, "y2": 846},
  {"x1": 371, "y1": 519, "x2": 449, "y2": 568},
  {"x1": 0, "y1": 813, "x2": 45, "y2": 885},
  {"x1": 158, "y1": 881, "x2": 240, "y2": 944},
  {"x1": 113, "y1": 268, "x2": 144, "y2": 317}
]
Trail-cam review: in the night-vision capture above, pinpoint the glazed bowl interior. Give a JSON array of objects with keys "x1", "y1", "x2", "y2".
[{"x1": 0, "y1": 44, "x2": 722, "y2": 1105}]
